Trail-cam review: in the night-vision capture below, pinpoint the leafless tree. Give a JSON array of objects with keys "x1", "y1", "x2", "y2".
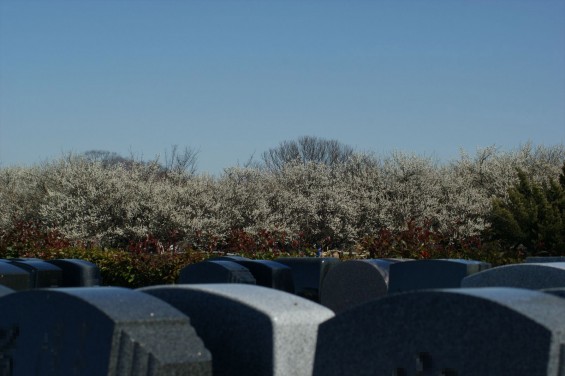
[
  {"x1": 163, "y1": 145, "x2": 199, "y2": 176},
  {"x1": 82, "y1": 150, "x2": 130, "y2": 168},
  {"x1": 261, "y1": 136, "x2": 355, "y2": 172}
]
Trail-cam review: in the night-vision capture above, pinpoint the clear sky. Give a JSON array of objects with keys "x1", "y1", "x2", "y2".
[{"x1": 1, "y1": 0, "x2": 564, "y2": 174}]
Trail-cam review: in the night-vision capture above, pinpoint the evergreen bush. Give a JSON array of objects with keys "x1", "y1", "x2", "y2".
[{"x1": 489, "y1": 162, "x2": 565, "y2": 256}]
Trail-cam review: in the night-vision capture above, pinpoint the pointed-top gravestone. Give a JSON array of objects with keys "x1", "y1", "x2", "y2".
[
  {"x1": 0, "y1": 287, "x2": 212, "y2": 375},
  {"x1": 320, "y1": 259, "x2": 389, "y2": 313},
  {"x1": 178, "y1": 260, "x2": 256, "y2": 285},
  {"x1": 274, "y1": 257, "x2": 340, "y2": 302},
  {"x1": 462, "y1": 262, "x2": 565, "y2": 289},
  {"x1": 140, "y1": 284, "x2": 334, "y2": 376},
  {"x1": 314, "y1": 287, "x2": 565, "y2": 376},
  {"x1": 388, "y1": 259, "x2": 491, "y2": 293}
]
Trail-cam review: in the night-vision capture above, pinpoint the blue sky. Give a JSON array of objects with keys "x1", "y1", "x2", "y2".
[{"x1": 1, "y1": 0, "x2": 564, "y2": 174}]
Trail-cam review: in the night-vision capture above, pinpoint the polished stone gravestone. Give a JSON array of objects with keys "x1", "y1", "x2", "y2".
[
  {"x1": 274, "y1": 257, "x2": 340, "y2": 302},
  {"x1": 526, "y1": 256, "x2": 565, "y2": 263},
  {"x1": 319, "y1": 259, "x2": 389, "y2": 313},
  {"x1": 462, "y1": 262, "x2": 565, "y2": 289},
  {"x1": 0, "y1": 287, "x2": 212, "y2": 375},
  {"x1": 178, "y1": 260, "x2": 256, "y2": 284},
  {"x1": 0, "y1": 262, "x2": 30, "y2": 291},
  {"x1": 141, "y1": 284, "x2": 334, "y2": 376},
  {"x1": 314, "y1": 287, "x2": 565, "y2": 376},
  {"x1": 224, "y1": 259, "x2": 295, "y2": 293},
  {"x1": 388, "y1": 259, "x2": 491, "y2": 294},
  {"x1": 0, "y1": 285, "x2": 13, "y2": 297},
  {"x1": 8, "y1": 260, "x2": 62, "y2": 288},
  {"x1": 46, "y1": 259, "x2": 102, "y2": 287}
]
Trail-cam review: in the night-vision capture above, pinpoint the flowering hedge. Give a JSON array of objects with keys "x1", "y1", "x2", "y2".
[{"x1": 1, "y1": 143, "x2": 564, "y2": 264}]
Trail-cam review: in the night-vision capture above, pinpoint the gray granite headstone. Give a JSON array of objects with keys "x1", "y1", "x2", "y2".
[
  {"x1": 314, "y1": 287, "x2": 565, "y2": 375},
  {"x1": 46, "y1": 259, "x2": 101, "y2": 287},
  {"x1": 525, "y1": 256, "x2": 565, "y2": 263},
  {"x1": 0, "y1": 262, "x2": 30, "y2": 291},
  {"x1": 178, "y1": 260, "x2": 256, "y2": 284},
  {"x1": 319, "y1": 259, "x2": 389, "y2": 313},
  {"x1": 7, "y1": 260, "x2": 62, "y2": 288},
  {"x1": 140, "y1": 284, "x2": 334, "y2": 376},
  {"x1": 462, "y1": 262, "x2": 565, "y2": 289},
  {"x1": 0, "y1": 287, "x2": 212, "y2": 375},
  {"x1": 388, "y1": 259, "x2": 491, "y2": 294},
  {"x1": 274, "y1": 257, "x2": 340, "y2": 302}
]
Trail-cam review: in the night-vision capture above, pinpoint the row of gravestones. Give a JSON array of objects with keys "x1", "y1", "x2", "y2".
[{"x1": 1, "y1": 256, "x2": 565, "y2": 375}]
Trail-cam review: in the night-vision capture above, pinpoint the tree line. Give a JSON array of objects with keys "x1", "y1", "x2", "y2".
[{"x1": 1, "y1": 137, "x2": 564, "y2": 260}]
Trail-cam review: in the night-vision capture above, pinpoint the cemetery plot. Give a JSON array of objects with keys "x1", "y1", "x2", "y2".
[
  {"x1": 388, "y1": 259, "x2": 491, "y2": 293},
  {"x1": 314, "y1": 287, "x2": 565, "y2": 376},
  {"x1": 274, "y1": 257, "x2": 340, "y2": 302},
  {"x1": 178, "y1": 260, "x2": 256, "y2": 284},
  {"x1": 462, "y1": 262, "x2": 565, "y2": 289},
  {"x1": 0, "y1": 287, "x2": 212, "y2": 376},
  {"x1": 319, "y1": 259, "x2": 389, "y2": 313},
  {"x1": 140, "y1": 284, "x2": 334, "y2": 376}
]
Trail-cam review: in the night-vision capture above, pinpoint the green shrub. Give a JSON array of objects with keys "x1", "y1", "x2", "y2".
[{"x1": 489, "y1": 162, "x2": 565, "y2": 257}]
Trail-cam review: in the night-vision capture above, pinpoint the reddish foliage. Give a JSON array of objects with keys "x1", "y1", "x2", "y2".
[{"x1": 0, "y1": 220, "x2": 70, "y2": 253}]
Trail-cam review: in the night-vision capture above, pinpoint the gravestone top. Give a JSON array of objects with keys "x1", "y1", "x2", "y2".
[
  {"x1": 525, "y1": 256, "x2": 565, "y2": 263},
  {"x1": 364, "y1": 258, "x2": 409, "y2": 284},
  {"x1": 208, "y1": 255, "x2": 251, "y2": 262},
  {"x1": 8, "y1": 260, "x2": 62, "y2": 288},
  {"x1": 178, "y1": 260, "x2": 256, "y2": 285},
  {"x1": 141, "y1": 284, "x2": 334, "y2": 376},
  {"x1": 274, "y1": 257, "x2": 341, "y2": 302},
  {"x1": 4, "y1": 258, "x2": 43, "y2": 262},
  {"x1": 46, "y1": 259, "x2": 102, "y2": 287},
  {"x1": 461, "y1": 262, "x2": 565, "y2": 289},
  {"x1": 232, "y1": 259, "x2": 295, "y2": 293},
  {"x1": 0, "y1": 261, "x2": 31, "y2": 290},
  {"x1": 0, "y1": 287, "x2": 212, "y2": 375},
  {"x1": 314, "y1": 287, "x2": 565, "y2": 375},
  {"x1": 320, "y1": 259, "x2": 388, "y2": 313},
  {"x1": 388, "y1": 259, "x2": 491, "y2": 293}
]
